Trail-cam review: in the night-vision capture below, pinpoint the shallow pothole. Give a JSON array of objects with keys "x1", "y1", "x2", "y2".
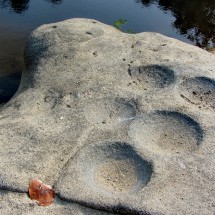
[
  {"x1": 86, "y1": 142, "x2": 153, "y2": 194},
  {"x1": 128, "y1": 64, "x2": 175, "y2": 89},
  {"x1": 129, "y1": 111, "x2": 203, "y2": 153},
  {"x1": 178, "y1": 76, "x2": 215, "y2": 110},
  {"x1": 83, "y1": 98, "x2": 137, "y2": 129}
]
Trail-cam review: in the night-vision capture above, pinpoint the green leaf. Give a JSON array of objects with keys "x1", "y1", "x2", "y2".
[{"x1": 114, "y1": 19, "x2": 127, "y2": 29}]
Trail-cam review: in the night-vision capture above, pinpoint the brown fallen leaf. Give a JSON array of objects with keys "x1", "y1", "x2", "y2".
[{"x1": 29, "y1": 179, "x2": 55, "y2": 206}]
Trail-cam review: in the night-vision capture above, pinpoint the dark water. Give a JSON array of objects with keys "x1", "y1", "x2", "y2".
[{"x1": 0, "y1": 0, "x2": 215, "y2": 103}]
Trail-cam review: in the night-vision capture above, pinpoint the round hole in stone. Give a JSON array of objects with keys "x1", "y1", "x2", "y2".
[
  {"x1": 129, "y1": 111, "x2": 203, "y2": 153},
  {"x1": 84, "y1": 142, "x2": 152, "y2": 194},
  {"x1": 178, "y1": 76, "x2": 215, "y2": 110},
  {"x1": 128, "y1": 65, "x2": 175, "y2": 89},
  {"x1": 95, "y1": 159, "x2": 142, "y2": 193},
  {"x1": 83, "y1": 98, "x2": 136, "y2": 128}
]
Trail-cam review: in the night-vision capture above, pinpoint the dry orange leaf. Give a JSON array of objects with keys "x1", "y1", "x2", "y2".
[{"x1": 29, "y1": 179, "x2": 55, "y2": 206}]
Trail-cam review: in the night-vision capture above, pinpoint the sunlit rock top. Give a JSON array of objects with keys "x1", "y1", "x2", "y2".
[{"x1": 0, "y1": 18, "x2": 215, "y2": 215}]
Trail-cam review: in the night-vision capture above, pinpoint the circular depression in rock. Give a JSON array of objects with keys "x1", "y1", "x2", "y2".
[
  {"x1": 129, "y1": 111, "x2": 203, "y2": 153},
  {"x1": 128, "y1": 65, "x2": 175, "y2": 89},
  {"x1": 178, "y1": 76, "x2": 215, "y2": 110},
  {"x1": 83, "y1": 142, "x2": 152, "y2": 194},
  {"x1": 83, "y1": 98, "x2": 136, "y2": 128},
  {"x1": 95, "y1": 159, "x2": 140, "y2": 193}
]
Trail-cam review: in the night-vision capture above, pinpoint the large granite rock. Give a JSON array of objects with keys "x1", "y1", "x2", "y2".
[{"x1": 0, "y1": 18, "x2": 214, "y2": 215}]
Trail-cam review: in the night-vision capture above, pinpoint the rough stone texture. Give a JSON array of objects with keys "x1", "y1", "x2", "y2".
[
  {"x1": 0, "y1": 190, "x2": 116, "y2": 215},
  {"x1": 0, "y1": 18, "x2": 215, "y2": 214}
]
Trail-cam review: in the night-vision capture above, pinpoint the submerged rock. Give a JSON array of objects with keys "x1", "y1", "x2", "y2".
[{"x1": 0, "y1": 18, "x2": 214, "y2": 215}]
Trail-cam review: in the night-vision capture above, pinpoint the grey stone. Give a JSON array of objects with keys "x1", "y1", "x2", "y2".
[
  {"x1": 0, "y1": 190, "x2": 116, "y2": 215},
  {"x1": 0, "y1": 18, "x2": 214, "y2": 214}
]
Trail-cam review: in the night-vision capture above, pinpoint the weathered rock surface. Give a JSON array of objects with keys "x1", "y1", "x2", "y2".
[
  {"x1": 0, "y1": 190, "x2": 116, "y2": 215},
  {"x1": 0, "y1": 18, "x2": 215, "y2": 214}
]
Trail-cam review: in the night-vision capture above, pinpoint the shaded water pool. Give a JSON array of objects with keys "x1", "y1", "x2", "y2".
[{"x1": 0, "y1": 0, "x2": 215, "y2": 103}]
